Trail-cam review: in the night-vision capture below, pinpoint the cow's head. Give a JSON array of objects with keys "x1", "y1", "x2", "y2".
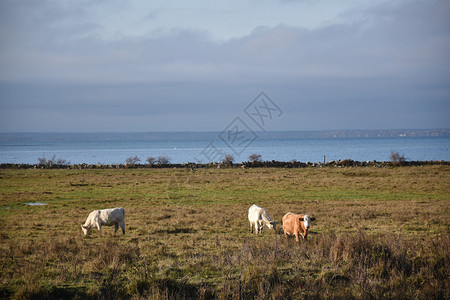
[
  {"x1": 299, "y1": 215, "x2": 316, "y2": 229},
  {"x1": 268, "y1": 221, "x2": 276, "y2": 231},
  {"x1": 81, "y1": 225, "x2": 91, "y2": 236}
]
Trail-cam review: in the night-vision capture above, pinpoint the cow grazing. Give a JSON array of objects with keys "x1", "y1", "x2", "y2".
[
  {"x1": 81, "y1": 207, "x2": 125, "y2": 236},
  {"x1": 248, "y1": 204, "x2": 276, "y2": 234},
  {"x1": 282, "y1": 212, "x2": 315, "y2": 242}
]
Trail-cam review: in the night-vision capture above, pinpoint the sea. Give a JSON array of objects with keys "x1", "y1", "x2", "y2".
[{"x1": 0, "y1": 132, "x2": 449, "y2": 165}]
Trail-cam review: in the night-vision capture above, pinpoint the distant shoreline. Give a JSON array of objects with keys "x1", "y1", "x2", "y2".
[
  {"x1": 1, "y1": 128, "x2": 449, "y2": 139},
  {"x1": 1, "y1": 159, "x2": 448, "y2": 169}
]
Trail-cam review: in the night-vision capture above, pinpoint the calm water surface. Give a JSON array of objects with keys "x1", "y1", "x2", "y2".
[{"x1": 0, "y1": 132, "x2": 448, "y2": 164}]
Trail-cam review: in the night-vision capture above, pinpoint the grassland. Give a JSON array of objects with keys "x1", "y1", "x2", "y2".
[{"x1": 0, "y1": 165, "x2": 449, "y2": 299}]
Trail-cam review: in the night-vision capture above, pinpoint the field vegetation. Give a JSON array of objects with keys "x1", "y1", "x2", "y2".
[{"x1": 0, "y1": 165, "x2": 449, "y2": 299}]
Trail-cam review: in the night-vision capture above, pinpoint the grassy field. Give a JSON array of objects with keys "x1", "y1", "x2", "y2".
[{"x1": 0, "y1": 166, "x2": 449, "y2": 299}]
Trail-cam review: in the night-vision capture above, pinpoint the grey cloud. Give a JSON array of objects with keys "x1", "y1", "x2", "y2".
[
  {"x1": 0, "y1": 0, "x2": 449, "y2": 131},
  {"x1": 3, "y1": 1, "x2": 448, "y2": 82}
]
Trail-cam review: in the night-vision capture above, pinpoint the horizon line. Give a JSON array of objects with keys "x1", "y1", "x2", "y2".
[{"x1": 0, "y1": 128, "x2": 449, "y2": 134}]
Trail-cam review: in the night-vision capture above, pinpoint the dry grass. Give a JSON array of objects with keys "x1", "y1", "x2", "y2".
[{"x1": 0, "y1": 166, "x2": 449, "y2": 299}]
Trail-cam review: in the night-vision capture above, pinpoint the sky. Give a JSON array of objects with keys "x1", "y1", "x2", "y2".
[{"x1": 0, "y1": 0, "x2": 449, "y2": 132}]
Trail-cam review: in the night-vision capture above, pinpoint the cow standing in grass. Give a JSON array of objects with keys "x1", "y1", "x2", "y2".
[
  {"x1": 282, "y1": 212, "x2": 315, "y2": 242},
  {"x1": 248, "y1": 204, "x2": 276, "y2": 234},
  {"x1": 81, "y1": 207, "x2": 125, "y2": 236}
]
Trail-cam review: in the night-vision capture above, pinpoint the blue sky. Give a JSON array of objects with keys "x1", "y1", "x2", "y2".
[{"x1": 0, "y1": 0, "x2": 449, "y2": 132}]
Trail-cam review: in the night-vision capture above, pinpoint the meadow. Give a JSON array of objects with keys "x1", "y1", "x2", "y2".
[{"x1": 0, "y1": 165, "x2": 449, "y2": 299}]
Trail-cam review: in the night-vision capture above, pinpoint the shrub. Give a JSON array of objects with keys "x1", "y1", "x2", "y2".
[
  {"x1": 390, "y1": 151, "x2": 406, "y2": 163},
  {"x1": 37, "y1": 157, "x2": 47, "y2": 165},
  {"x1": 125, "y1": 156, "x2": 140, "y2": 165},
  {"x1": 146, "y1": 157, "x2": 155, "y2": 165},
  {"x1": 37, "y1": 155, "x2": 70, "y2": 166},
  {"x1": 157, "y1": 156, "x2": 170, "y2": 164},
  {"x1": 222, "y1": 154, "x2": 234, "y2": 165},
  {"x1": 248, "y1": 153, "x2": 262, "y2": 163},
  {"x1": 339, "y1": 159, "x2": 354, "y2": 167}
]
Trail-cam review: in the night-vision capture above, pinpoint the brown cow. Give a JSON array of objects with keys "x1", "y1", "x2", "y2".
[{"x1": 282, "y1": 212, "x2": 316, "y2": 242}]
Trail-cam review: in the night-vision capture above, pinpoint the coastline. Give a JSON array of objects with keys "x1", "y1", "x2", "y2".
[{"x1": 1, "y1": 159, "x2": 448, "y2": 169}]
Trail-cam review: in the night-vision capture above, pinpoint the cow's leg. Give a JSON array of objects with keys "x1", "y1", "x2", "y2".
[
  {"x1": 295, "y1": 232, "x2": 299, "y2": 243},
  {"x1": 114, "y1": 223, "x2": 119, "y2": 235},
  {"x1": 283, "y1": 229, "x2": 289, "y2": 244},
  {"x1": 120, "y1": 222, "x2": 125, "y2": 235},
  {"x1": 250, "y1": 222, "x2": 253, "y2": 233},
  {"x1": 258, "y1": 221, "x2": 264, "y2": 234}
]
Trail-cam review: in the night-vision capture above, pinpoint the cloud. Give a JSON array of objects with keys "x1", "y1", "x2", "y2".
[{"x1": 0, "y1": 0, "x2": 449, "y2": 131}]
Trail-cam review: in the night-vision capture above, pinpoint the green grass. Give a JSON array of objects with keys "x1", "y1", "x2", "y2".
[{"x1": 0, "y1": 166, "x2": 449, "y2": 299}]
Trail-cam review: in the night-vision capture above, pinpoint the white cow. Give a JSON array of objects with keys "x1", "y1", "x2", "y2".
[
  {"x1": 248, "y1": 204, "x2": 276, "y2": 234},
  {"x1": 81, "y1": 207, "x2": 125, "y2": 236}
]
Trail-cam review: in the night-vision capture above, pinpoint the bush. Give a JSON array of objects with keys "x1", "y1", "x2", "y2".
[
  {"x1": 339, "y1": 159, "x2": 354, "y2": 167},
  {"x1": 390, "y1": 151, "x2": 406, "y2": 163},
  {"x1": 157, "y1": 156, "x2": 170, "y2": 164},
  {"x1": 248, "y1": 153, "x2": 262, "y2": 163},
  {"x1": 125, "y1": 156, "x2": 140, "y2": 165},
  {"x1": 37, "y1": 155, "x2": 70, "y2": 166},
  {"x1": 222, "y1": 154, "x2": 234, "y2": 165}
]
